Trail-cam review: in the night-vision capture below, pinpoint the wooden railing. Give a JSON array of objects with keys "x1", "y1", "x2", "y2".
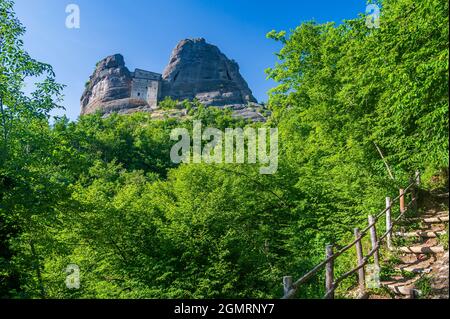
[{"x1": 282, "y1": 171, "x2": 421, "y2": 299}]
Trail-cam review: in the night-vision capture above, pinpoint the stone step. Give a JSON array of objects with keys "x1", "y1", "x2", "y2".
[
  {"x1": 383, "y1": 285, "x2": 419, "y2": 297},
  {"x1": 423, "y1": 216, "x2": 448, "y2": 224},
  {"x1": 381, "y1": 276, "x2": 421, "y2": 297},
  {"x1": 404, "y1": 214, "x2": 448, "y2": 222},
  {"x1": 423, "y1": 210, "x2": 449, "y2": 217},
  {"x1": 395, "y1": 263, "x2": 433, "y2": 274},
  {"x1": 395, "y1": 253, "x2": 436, "y2": 274},
  {"x1": 398, "y1": 245, "x2": 445, "y2": 254},
  {"x1": 395, "y1": 230, "x2": 447, "y2": 238}
]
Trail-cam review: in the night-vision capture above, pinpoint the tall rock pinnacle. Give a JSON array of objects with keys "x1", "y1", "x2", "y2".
[{"x1": 161, "y1": 38, "x2": 257, "y2": 106}]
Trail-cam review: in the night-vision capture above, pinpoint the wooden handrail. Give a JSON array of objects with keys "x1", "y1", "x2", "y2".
[{"x1": 282, "y1": 171, "x2": 420, "y2": 299}]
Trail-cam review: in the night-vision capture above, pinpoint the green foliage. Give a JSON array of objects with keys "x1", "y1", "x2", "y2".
[
  {"x1": 1, "y1": 0, "x2": 65, "y2": 297},
  {"x1": 1, "y1": 0, "x2": 448, "y2": 299},
  {"x1": 415, "y1": 276, "x2": 432, "y2": 298},
  {"x1": 438, "y1": 225, "x2": 449, "y2": 250},
  {"x1": 158, "y1": 97, "x2": 179, "y2": 110},
  {"x1": 266, "y1": 0, "x2": 448, "y2": 185}
]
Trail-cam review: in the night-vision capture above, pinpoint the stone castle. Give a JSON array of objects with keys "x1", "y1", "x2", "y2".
[
  {"x1": 129, "y1": 69, "x2": 162, "y2": 109},
  {"x1": 81, "y1": 38, "x2": 265, "y2": 121}
]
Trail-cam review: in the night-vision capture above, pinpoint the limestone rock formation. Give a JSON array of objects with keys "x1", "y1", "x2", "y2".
[
  {"x1": 161, "y1": 38, "x2": 257, "y2": 107},
  {"x1": 80, "y1": 39, "x2": 265, "y2": 121},
  {"x1": 80, "y1": 54, "x2": 151, "y2": 115}
]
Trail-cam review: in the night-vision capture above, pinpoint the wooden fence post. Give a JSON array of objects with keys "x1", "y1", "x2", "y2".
[
  {"x1": 386, "y1": 197, "x2": 393, "y2": 250},
  {"x1": 368, "y1": 215, "x2": 380, "y2": 270},
  {"x1": 325, "y1": 244, "x2": 334, "y2": 299},
  {"x1": 283, "y1": 276, "x2": 293, "y2": 297},
  {"x1": 399, "y1": 189, "x2": 405, "y2": 213},
  {"x1": 354, "y1": 228, "x2": 365, "y2": 296}
]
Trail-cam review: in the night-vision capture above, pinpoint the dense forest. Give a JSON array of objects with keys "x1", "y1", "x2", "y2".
[{"x1": 0, "y1": 0, "x2": 448, "y2": 298}]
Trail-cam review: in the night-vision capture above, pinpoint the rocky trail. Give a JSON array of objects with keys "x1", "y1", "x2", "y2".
[{"x1": 373, "y1": 191, "x2": 449, "y2": 299}]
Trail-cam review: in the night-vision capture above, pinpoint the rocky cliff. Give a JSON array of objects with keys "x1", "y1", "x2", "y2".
[
  {"x1": 161, "y1": 38, "x2": 257, "y2": 106},
  {"x1": 80, "y1": 38, "x2": 265, "y2": 121},
  {"x1": 80, "y1": 54, "x2": 151, "y2": 115}
]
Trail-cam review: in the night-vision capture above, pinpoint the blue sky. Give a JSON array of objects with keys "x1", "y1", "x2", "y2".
[{"x1": 14, "y1": 0, "x2": 365, "y2": 120}]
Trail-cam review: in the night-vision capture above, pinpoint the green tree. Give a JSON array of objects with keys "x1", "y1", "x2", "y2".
[
  {"x1": 1, "y1": 0, "x2": 64, "y2": 298},
  {"x1": 265, "y1": 0, "x2": 448, "y2": 296}
]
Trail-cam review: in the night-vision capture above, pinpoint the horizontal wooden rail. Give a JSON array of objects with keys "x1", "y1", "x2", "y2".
[{"x1": 282, "y1": 171, "x2": 420, "y2": 299}]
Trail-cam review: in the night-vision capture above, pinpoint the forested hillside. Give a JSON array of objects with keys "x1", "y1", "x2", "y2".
[{"x1": 0, "y1": 0, "x2": 448, "y2": 298}]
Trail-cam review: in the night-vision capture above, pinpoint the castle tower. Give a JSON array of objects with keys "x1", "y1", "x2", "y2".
[{"x1": 130, "y1": 69, "x2": 162, "y2": 109}]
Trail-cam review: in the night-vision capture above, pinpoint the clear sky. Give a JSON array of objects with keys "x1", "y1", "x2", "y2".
[{"x1": 14, "y1": 0, "x2": 365, "y2": 120}]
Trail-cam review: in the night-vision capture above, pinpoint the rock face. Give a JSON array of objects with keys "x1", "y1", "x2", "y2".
[
  {"x1": 161, "y1": 38, "x2": 257, "y2": 106},
  {"x1": 81, "y1": 54, "x2": 151, "y2": 115},
  {"x1": 81, "y1": 38, "x2": 264, "y2": 121}
]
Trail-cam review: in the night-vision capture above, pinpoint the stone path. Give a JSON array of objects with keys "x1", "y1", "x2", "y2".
[{"x1": 376, "y1": 192, "x2": 448, "y2": 299}]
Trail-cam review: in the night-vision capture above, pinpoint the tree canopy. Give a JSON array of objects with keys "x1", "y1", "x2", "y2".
[{"x1": 0, "y1": 0, "x2": 448, "y2": 298}]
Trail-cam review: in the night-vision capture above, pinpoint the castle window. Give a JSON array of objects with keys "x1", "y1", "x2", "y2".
[{"x1": 137, "y1": 93, "x2": 141, "y2": 97}]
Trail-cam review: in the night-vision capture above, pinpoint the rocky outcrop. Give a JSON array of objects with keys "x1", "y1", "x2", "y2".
[
  {"x1": 81, "y1": 54, "x2": 151, "y2": 115},
  {"x1": 161, "y1": 38, "x2": 257, "y2": 106},
  {"x1": 80, "y1": 39, "x2": 264, "y2": 121}
]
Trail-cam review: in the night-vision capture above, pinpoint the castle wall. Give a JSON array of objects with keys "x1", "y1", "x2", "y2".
[
  {"x1": 146, "y1": 81, "x2": 160, "y2": 108},
  {"x1": 130, "y1": 69, "x2": 162, "y2": 108},
  {"x1": 134, "y1": 69, "x2": 161, "y2": 81}
]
